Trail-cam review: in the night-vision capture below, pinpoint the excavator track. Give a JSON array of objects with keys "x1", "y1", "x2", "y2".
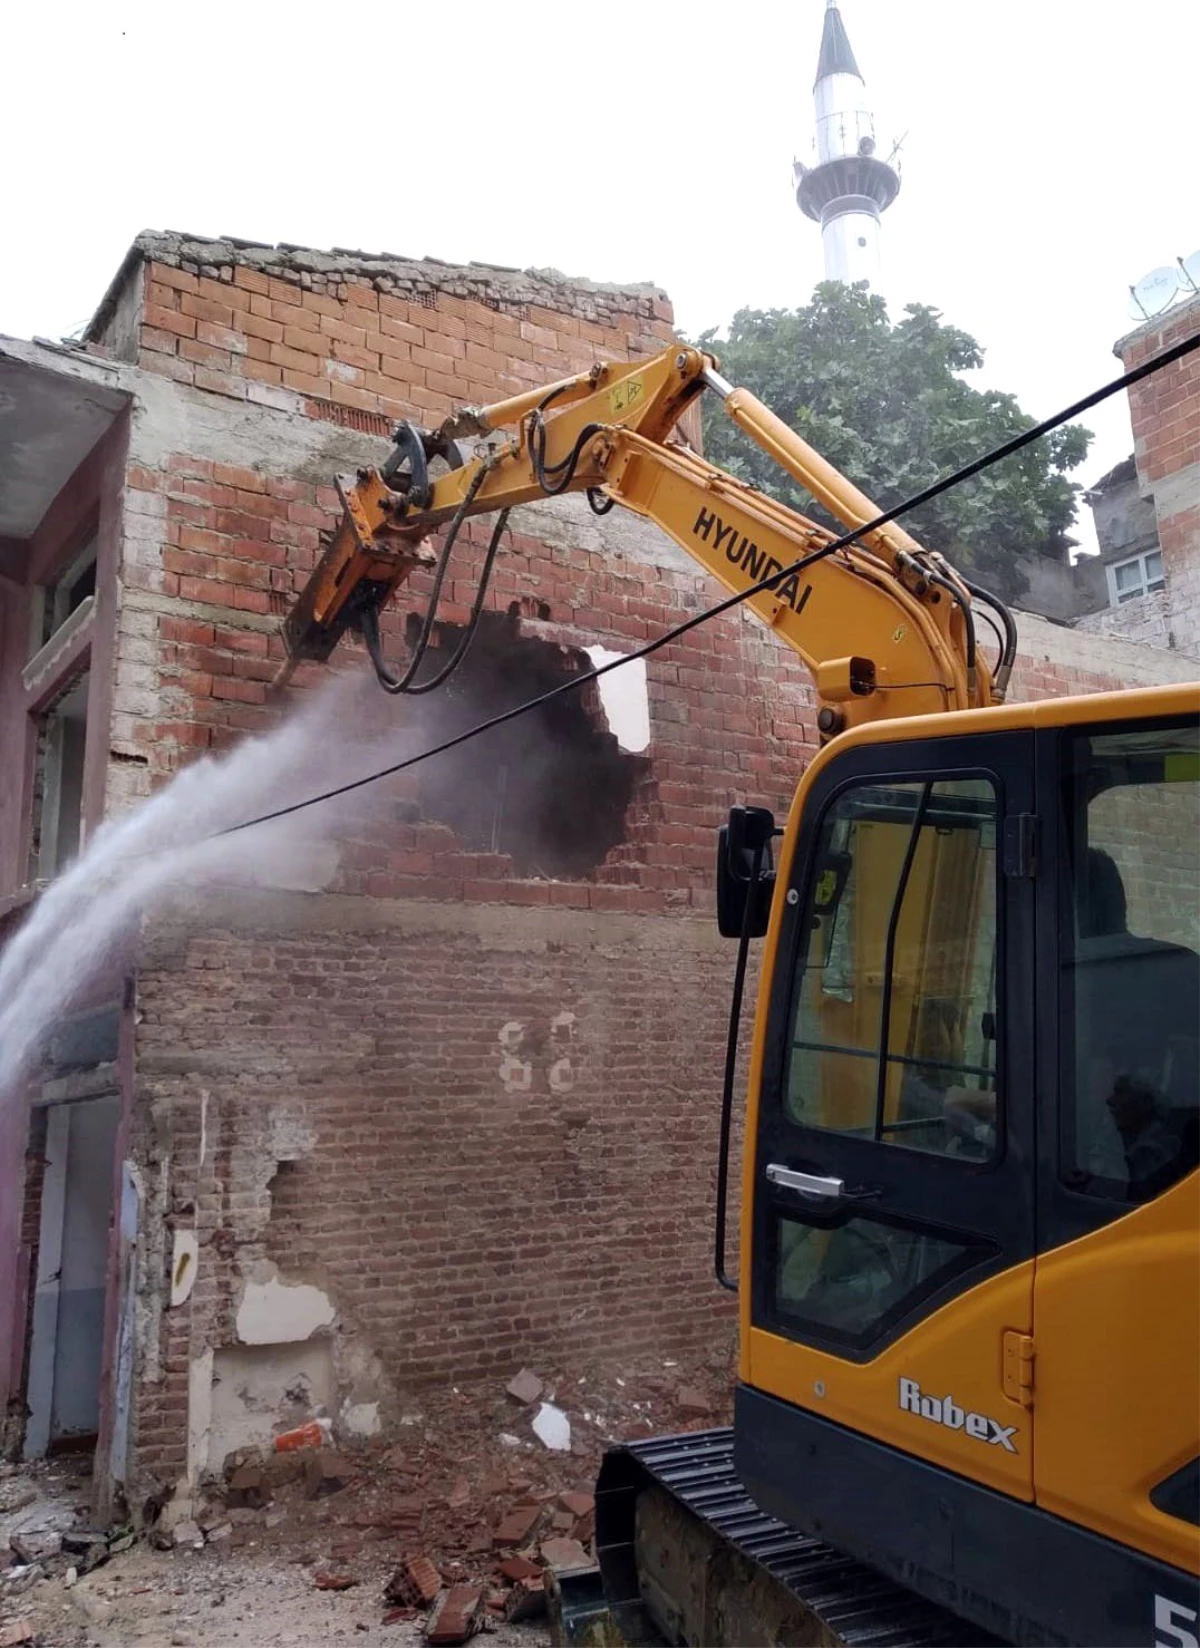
[{"x1": 572, "y1": 1429, "x2": 999, "y2": 1647}]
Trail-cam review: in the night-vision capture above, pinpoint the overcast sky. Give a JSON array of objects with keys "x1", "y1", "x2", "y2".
[{"x1": 3, "y1": 1, "x2": 1197, "y2": 556}]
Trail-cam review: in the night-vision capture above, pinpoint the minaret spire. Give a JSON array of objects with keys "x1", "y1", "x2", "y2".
[{"x1": 794, "y1": 0, "x2": 900, "y2": 290}]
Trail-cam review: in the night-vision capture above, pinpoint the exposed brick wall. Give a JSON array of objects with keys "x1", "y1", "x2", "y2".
[
  {"x1": 1081, "y1": 296, "x2": 1200, "y2": 658},
  {"x1": 97, "y1": 233, "x2": 675, "y2": 427},
  {"x1": 124, "y1": 895, "x2": 741, "y2": 1494}
]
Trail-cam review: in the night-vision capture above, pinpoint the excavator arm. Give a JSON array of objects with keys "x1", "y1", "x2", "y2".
[{"x1": 281, "y1": 345, "x2": 1013, "y2": 733}]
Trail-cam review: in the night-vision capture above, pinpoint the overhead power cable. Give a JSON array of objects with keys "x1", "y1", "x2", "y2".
[{"x1": 217, "y1": 328, "x2": 1200, "y2": 840}]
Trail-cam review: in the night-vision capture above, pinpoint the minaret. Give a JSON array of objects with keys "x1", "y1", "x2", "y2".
[{"x1": 794, "y1": 0, "x2": 899, "y2": 289}]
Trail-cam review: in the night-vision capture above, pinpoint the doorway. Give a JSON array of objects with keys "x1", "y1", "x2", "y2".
[{"x1": 23, "y1": 1093, "x2": 119, "y2": 1457}]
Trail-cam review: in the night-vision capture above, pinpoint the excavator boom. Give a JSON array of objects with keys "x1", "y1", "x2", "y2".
[{"x1": 281, "y1": 345, "x2": 1009, "y2": 732}]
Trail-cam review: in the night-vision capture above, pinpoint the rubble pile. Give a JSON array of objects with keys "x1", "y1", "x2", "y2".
[{"x1": 1, "y1": 1351, "x2": 731, "y2": 1645}]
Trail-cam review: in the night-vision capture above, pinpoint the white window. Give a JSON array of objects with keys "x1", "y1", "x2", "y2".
[{"x1": 1106, "y1": 549, "x2": 1165, "y2": 607}]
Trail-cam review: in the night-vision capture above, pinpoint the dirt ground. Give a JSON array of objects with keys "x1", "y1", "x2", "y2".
[{"x1": 1, "y1": 1348, "x2": 734, "y2": 1648}]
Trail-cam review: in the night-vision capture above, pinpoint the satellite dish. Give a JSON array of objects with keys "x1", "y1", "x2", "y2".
[
  {"x1": 1179, "y1": 250, "x2": 1200, "y2": 292},
  {"x1": 1129, "y1": 265, "x2": 1180, "y2": 320}
]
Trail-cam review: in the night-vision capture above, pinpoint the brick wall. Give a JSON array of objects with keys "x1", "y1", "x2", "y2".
[
  {"x1": 1077, "y1": 296, "x2": 1200, "y2": 658},
  {"x1": 80, "y1": 234, "x2": 1197, "y2": 1503}
]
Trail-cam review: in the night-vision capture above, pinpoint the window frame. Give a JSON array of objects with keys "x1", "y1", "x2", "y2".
[
  {"x1": 1105, "y1": 548, "x2": 1165, "y2": 607},
  {"x1": 1053, "y1": 714, "x2": 1199, "y2": 1207},
  {"x1": 779, "y1": 768, "x2": 1006, "y2": 1170}
]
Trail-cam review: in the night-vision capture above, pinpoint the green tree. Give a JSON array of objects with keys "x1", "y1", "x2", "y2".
[{"x1": 697, "y1": 284, "x2": 1091, "y2": 605}]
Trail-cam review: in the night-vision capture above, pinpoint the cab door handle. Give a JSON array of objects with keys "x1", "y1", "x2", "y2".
[{"x1": 766, "y1": 1164, "x2": 845, "y2": 1201}]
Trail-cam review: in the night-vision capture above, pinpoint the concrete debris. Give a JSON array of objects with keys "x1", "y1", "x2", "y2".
[
  {"x1": 425, "y1": 1582, "x2": 485, "y2": 1645},
  {"x1": 505, "y1": 1369, "x2": 543, "y2": 1406},
  {"x1": 9, "y1": 1530, "x2": 61, "y2": 1564},
  {"x1": 676, "y1": 1386, "x2": 712, "y2": 1418},
  {"x1": 497, "y1": 1433, "x2": 522, "y2": 1449},
  {"x1": 0, "y1": 1481, "x2": 37, "y2": 1515},
  {"x1": 204, "y1": 1522, "x2": 232, "y2": 1543},
  {"x1": 264, "y1": 1507, "x2": 288, "y2": 1529},
  {"x1": 0, "y1": 1621, "x2": 36, "y2": 1647},
  {"x1": 538, "y1": 1536, "x2": 590, "y2": 1571},
  {"x1": 0, "y1": 1565, "x2": 43, "y2": 1595},
  {"x1": 59, "y1": 1528, "x2": 106, "y2": 1557},
  {"x1": 63, "y1": 1566, "x2": 78, "y2": 1587},
  {"x1": 531, "y1": 1402, "x2": 570, "y2": 1452},
  {"x1": 172, "y1": 1520, "x2": 203, "y2": 1549}
]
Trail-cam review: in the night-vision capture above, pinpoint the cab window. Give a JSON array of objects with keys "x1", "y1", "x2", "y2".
[
  {"x1": 784, "y1": 776, "x2": 1000, "y2": 1162},
  {"x1": 1060, "y1": 721, "x2": 1200, "y2": 1201}
]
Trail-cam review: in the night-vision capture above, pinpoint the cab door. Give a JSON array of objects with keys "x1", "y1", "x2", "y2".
[
  {"x1": 1033, "y1": 708, "x2": 1200, "y2": 1586},
  {"x1": 745, "y1": 729, "x2": 1036, "y2": 1500}
]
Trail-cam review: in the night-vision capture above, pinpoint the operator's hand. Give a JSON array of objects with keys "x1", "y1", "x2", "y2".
[{"x1": 943, "y1": 1085, "x2": 996, "y2": 1153}]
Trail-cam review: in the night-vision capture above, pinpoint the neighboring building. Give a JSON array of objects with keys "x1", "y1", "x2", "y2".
[
  {"x1": 0, "y1": 233, "x2": 1194, "y2": 1518},
  {"x1": 794, "y1": 0, "x2": 899, "y2": 290},
  {"x1": 1075, "y1": 292, "x2": 1200, "y2": 657}
]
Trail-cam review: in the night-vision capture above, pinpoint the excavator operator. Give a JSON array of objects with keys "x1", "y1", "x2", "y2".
[{"x1": 1075, "y1": 848, "x2": 1200, "y2": 1200}]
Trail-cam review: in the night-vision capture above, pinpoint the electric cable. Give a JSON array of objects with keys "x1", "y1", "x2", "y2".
[{"x1": 217, "y1": 328, "x2": 1200, "y2": 840}]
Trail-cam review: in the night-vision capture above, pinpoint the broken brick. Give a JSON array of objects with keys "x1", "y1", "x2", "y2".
[
  {"x1": 549, "y1": 1509, "x2": 575, "y2": 1533},
  {"x1": 676, "y1": 1386, "x2": 712, "y2": 1418},
  {"x1": 304, "y1": 1451, "x2": 353, "y2": 1500},
  {"x1": 505, "y1": 1576, "x2": 547, "y2": 1623},
  {"x1": 538, "y1": 1536, "x2": 591, "y2": 1570},
  {"x1": 498, "y1": 1555, "x2": 540, "y2": 1584},
  {"x1": 383, "y1": 1607, "x2": 419, "y2": 1626},
  {"x1": 492, "y1": 1503, "x2": 541, "y2": 1549},
  {"x1": 558, "y1": 1490, "x2": 594, "y2": 1519},
  {"x1": 425, "y1": 1583, "x2": 485, "y2": 1645},
  {"x1": 386, "y1": 1555, "x2": 442, "y2": 1608},
  {"x1": 505, "y1": 1369, "x2": 543, "y2": 1405},
  {"x1": 314, "y1": 1571, "x2": 358, "y2": 1590}
]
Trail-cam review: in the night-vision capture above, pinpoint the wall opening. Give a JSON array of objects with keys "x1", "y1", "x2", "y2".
[
  {"x1": 28, "y1": 670, "x2": 91, "y2": 882},
  {"x1": 22, "y1": 1092, "x2": 119, "y2": 1459},
  {"x1": 31, "y1": 538, "x2": 97, "y2": 655},
  {"x1": 409, "y1": 613, "x2": 647, "y2": 876}
]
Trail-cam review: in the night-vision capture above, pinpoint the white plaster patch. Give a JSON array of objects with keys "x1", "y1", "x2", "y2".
[
  {"x1": 187, "y1": 1348, "x2": 214, "y2": 1488},
  {"x1": 236, "y1": 1277, "x2": 335, "y2": 1346},
  {"x1": 341, "y1": 1401, "x2": 381, "y2": 1438},
  {"x1": 171, "y1": 1230, "x2": 199, "y2": 1306}
]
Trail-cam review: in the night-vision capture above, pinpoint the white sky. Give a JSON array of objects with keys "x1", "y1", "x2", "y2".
[{"x1": 3, "y1": 0, "x2": 1197, "y2": 558}]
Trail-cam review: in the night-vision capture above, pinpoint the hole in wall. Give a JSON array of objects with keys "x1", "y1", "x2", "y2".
[{"x1": 404, "y1": 612, "x2": 647, "y2": 876}]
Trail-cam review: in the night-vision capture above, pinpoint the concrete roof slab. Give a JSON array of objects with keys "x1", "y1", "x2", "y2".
[{"x1": 0, "y1": 343, "x2": 129, "y2": 540}]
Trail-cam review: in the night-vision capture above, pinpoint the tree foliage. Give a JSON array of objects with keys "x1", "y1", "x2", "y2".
[{"x1": 697, "y1": 284, "x2": 1092, "y2": 603}]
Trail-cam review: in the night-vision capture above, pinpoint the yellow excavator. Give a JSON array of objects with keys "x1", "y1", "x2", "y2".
[{"x1": 280, "y1": 345, "x2": 1200, "y2": 1646}]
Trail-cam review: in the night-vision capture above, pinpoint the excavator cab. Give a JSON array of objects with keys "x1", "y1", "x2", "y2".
[{"x1": 731, "y1": 693, "x2": 1200, "y2": 1645}]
